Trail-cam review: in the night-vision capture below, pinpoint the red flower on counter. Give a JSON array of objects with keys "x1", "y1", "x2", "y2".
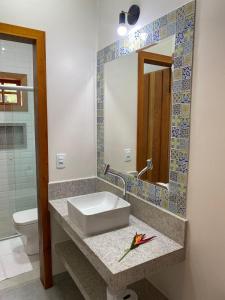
[{"x1": 119, "y1": 233, "x2": 156, "y2": 262}]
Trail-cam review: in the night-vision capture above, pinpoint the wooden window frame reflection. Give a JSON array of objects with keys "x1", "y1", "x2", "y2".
[{"x1": 0, "y1": 72, "x2": 28, "y2": 112}]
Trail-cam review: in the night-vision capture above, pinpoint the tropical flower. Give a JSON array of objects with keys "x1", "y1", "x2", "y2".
[{"x1": 118, "y1": 233, "x2": 156, "y2": 262}]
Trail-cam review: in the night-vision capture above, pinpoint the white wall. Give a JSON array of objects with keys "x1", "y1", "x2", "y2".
[
  {"x1": 0, "y1": 41, "x2": 36, "y2": 238},
  {"x1": 0, "y1": 0, "x2": 97, "y2": 182},
  {"x1": 98, "y1": 0, "x2": 225, "y2": 299}
]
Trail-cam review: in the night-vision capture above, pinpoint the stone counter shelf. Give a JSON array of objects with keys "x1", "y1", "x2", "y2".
[
  {"x1": 55, "y1": 240, "x2": 167, "y2": 300},
  {"x1": 49, "y1": 198, "x2": 185, "y2": 293}
]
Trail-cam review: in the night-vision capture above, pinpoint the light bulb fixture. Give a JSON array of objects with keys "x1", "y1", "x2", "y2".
[
  {"x1": 117, "y1": 11, "x2": 127, "y2": 36},
  {"x1": 117, "y1": 25, "x2": 127, "y2": 36},
  {"x1": 117, "y1": 5, "x2": 140, "y2": 37}
]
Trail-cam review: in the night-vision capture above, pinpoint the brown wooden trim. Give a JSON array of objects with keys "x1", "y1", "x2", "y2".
[
  {"x1": 159, "y1": 68, "x2": 171, "y2": 182},
  {"x1": 136, "y1": 51, "x2": 172, "y2": 177},
  {"x1": 137, "y1": 52, "x2": 147, "y2": 174},
  {"x1": 0, "y1": 23, "x2": 52, "y2": 288},
  {"x1": 138, "y1": 51, "x2": 172, "y2": 67}
]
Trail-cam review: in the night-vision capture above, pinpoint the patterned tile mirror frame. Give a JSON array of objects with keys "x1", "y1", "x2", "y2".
[{"x1": 97, "y1": 1, "x2": 195, "y2": 217}]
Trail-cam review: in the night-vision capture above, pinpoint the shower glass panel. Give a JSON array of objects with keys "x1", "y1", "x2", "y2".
[{"x1": 0, "y1": 39, "x2": 37, "y2": 240}]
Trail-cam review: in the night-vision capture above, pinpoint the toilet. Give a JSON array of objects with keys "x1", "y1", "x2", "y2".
[{"x1": 13, "y1": 208, "x2": 39, "y2": 255}]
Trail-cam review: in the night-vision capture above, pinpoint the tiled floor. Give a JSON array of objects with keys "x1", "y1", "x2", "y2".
[
  {"x1": 0, "y1": 241, "x2": 39, "y2": 291},
  {"x1": 0, "y1": 237, "x2": 33, "y2": 282},
  {"x1": 0, "y1": 273, "x2": 84, "y2": 300},
  {"x1": 0, "y1": 236, "x2": 83, "y2": 300}
]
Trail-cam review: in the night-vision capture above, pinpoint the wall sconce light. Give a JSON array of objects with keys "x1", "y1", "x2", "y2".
[{"x1": 117, "y1": 5, "x2": 140, "y2": 37}]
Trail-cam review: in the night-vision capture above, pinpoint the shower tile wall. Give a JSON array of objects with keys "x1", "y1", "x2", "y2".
[{"x1": 0, "y1": 40, "x2": 37, "y2": 239}]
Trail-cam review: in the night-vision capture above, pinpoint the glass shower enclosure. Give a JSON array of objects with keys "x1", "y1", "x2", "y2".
[{"x1": 0, "y1": 39, "x2": 37, "y2": 240}]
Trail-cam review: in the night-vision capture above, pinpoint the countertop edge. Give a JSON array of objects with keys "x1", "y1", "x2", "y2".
[{"x1": 49, "y1": 199, "x2": 185, "y2": 290}]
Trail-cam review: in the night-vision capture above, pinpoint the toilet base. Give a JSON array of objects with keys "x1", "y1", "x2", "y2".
[
  {"x1": 16, "y1": 227, "x2": 39, "y2": 256},
  {"x1": 13, "y1": 208, "x2": 39, "y2": 256},
  {"x1": 22, "y1": 235, "x2": 39, "y2": 256}
]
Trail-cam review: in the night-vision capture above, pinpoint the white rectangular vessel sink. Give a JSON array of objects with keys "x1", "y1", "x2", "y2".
[{"x1": 67, "y1": 192, "x2": 130, "y2": 236}]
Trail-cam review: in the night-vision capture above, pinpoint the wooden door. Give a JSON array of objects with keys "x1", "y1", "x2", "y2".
[
  {"x1": 137, "y1": 51, "x2": 172, "y2": 184},
  {"x1": 144, "y1": 68, "x2": 171, "y2": 183}
]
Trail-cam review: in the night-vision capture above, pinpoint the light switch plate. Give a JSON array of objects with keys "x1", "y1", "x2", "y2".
[
  {"x1": 124, "y1": 148, "x2": 132, "y2": 162},
  {"x1": 56, "y1": 153, "x2": 66, "y2": 169}
]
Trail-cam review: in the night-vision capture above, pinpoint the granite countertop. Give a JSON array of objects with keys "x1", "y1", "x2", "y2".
[{"x1": 49, "y1": 198, "x2": 185, "y2": 290}]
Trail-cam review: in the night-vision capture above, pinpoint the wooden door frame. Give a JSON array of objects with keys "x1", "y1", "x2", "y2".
[
  {"x1": 0, "y1": 23, "x2": 52, "y2": 288},
  {"x1": 136, "y1": 51, "x2": 172, "y2": 175}
]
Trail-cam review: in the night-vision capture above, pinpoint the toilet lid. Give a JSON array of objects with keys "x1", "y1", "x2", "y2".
[{"x1": 13, "y1": 208, "x2": 38, "y2": 225}]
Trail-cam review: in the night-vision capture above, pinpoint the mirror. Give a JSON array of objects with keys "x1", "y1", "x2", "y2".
[{"x1": 104, "y1": 36, "x2": 175, "y2": 188}]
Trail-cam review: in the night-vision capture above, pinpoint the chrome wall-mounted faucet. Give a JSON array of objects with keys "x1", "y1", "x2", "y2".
[
  {"x1": 137, "y1": 159, "x2": 153, "y2": 180},
  {"x1": 103, "y1": 164, "x2": 127, "y2": 200}
]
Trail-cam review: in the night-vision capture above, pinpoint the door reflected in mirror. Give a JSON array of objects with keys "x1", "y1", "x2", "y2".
[{"x1": 104, "y1": 36, "x2": 175, "y2": 188}]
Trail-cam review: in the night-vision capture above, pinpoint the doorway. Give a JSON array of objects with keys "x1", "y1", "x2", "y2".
[
  {"x1": 137, "y1": 51, "x2": 172, "y2": 184},
  {"x1": 0, "y1": 22, "x2": 52, "y2": 289}
]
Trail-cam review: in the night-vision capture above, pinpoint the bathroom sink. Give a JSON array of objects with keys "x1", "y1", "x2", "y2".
[{"x1": 67, "y1": 192, "x2": 130, "y2": 236}]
